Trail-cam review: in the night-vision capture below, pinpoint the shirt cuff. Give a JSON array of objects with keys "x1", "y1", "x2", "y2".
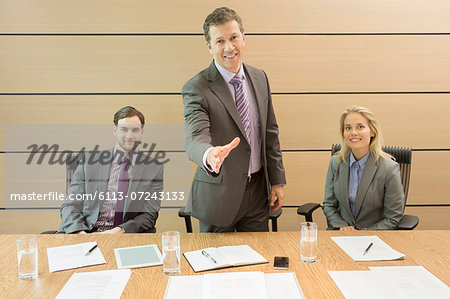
[{"x1": 202, "y1": 146, "x2": 214, "y2": 172}]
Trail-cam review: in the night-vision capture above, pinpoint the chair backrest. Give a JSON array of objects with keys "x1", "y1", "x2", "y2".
[{"x1": 331, "y1": 144, "x2": 412, "y2": 203}]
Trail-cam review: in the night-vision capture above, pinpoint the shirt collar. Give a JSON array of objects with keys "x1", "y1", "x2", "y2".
[
  {"x1": 350, "y1": 151, "x2": 370, "y2": 169},
  {"x1": 113, "y1": 148, "x2": 137, "y2": 166},
  {"x1": 214, "y1": 60, "x2": 245, "y2": 84}
]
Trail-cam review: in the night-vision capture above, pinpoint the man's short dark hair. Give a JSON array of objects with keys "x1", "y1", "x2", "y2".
[
  {"x1": 113, "y1": 106, "x2": 145, "y2": 128},
  {"x1": 203, "y1": 7, "x2": 244, "y2": 44}
]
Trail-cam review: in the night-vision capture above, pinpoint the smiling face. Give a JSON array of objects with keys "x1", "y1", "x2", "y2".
[
  {"x1": 113, "y1": 115, "x2": 144, "y2": 154},
  {"x1": 343, "y1": 112, "x2": 375, "y2": 160},
  {"x1": 207, "y1": 20, "x2": 245, "y2": 73}
]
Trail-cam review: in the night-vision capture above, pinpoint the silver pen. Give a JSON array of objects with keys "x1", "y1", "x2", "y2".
[
  {"x1": 363, "y1": 242, "x2": 373, "y2": 256},
  {"x1": 202, "y1": 250, "x2": 217, "y2": 263}
]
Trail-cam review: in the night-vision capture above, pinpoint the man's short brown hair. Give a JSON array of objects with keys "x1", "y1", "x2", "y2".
[
  {"x1": 113, "y1": 106, "x2": 145, "y2": 128},
  {"x1": 203, "y1": 7, "x2": 244, "y2": 43}
]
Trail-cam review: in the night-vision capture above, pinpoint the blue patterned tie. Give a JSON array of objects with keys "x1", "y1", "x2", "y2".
[{"x1": 230, "y1": 74, "x2": 251, "y2": 141}]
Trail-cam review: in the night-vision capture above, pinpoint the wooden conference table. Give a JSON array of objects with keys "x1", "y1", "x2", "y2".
[{"x1": 1, "y1": 230, "x2": 449, "y2": 298}]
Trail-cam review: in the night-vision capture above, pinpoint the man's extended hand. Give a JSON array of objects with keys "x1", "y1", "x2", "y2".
[
  {"x1": 206, "y1": 137, "x2": 240, "y2": 173},
  {"x1": 269, "y1": 185, "x2": 284, "y2": 211}
]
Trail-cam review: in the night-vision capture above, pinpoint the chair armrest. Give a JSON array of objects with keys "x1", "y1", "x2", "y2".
[
  {"x1": 397, "y1": 214, "x2": 419, "y2": 230},
  {"x1": 269, "y1": 208, "x2": 282, "y2": 219},
  {"x1": 178, "y1": 206, "x2": 190, "y2": 217},
  {"x1": 297, "y1": 203, "x2": 321, "y2": 222}
]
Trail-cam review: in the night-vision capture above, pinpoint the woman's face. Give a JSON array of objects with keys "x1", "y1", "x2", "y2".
[{"x1": 343, "y1": 112, "x2": 375, "y2": 159}]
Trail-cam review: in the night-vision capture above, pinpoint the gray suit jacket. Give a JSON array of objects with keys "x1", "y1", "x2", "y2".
[
  {"x1": 182, "y1": 61, "x2": 286, "y2": 227},
  {"x1": 323, "y1": 154, "x2": 404, "y2": 230},
  {"x1": 58, "y1": 149, "x2": 163, "y2": 233}
]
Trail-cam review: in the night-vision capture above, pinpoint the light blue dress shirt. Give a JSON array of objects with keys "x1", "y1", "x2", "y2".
[{"x1": 348, "y1": 152, "x2": 370, "y2": 215}]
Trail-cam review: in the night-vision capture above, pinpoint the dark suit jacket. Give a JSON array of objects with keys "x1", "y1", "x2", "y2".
[
  {"x1": 182, "y1": 61, "x2": 286, "y2": 227},
  {"x1": 58, "y1": 149, "x2": 164, "y2": 233},
  {"x1": 322, "y1": 154, "x2": 404, "y2": 230}
]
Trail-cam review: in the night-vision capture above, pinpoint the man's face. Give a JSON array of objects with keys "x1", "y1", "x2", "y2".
[
  {"x1": 113, "y1": 115, "x2": 144, "y2": 153},
  {"x1": 207, "y1": 20, "x2": 245, "y2": 73}
]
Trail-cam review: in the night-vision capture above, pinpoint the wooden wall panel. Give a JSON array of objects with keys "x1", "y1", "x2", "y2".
[
  {"x1": 2, "y1": 0, "x2": 450, "y2": 33},
  {"x1": 2, "y1": 94, "x2": 450, "y2": 150},
  {"x1": 409, "y1": 151, "x2": 450, "y2": 205},
  {"x1": 404, "y1": 206, "x2": 450, "y2": 230},
  {"x1": 0, "y1": 96, "x2": 186, "y2": 151},
  {"x1": 273, "y1": 94, "x2": 450, "y2": 150},
  {"x1": 2, "y1": 36, "x2": 450, "y2": 93}
]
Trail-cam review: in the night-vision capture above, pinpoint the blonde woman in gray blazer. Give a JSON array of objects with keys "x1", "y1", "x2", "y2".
[{"x1": 323, "y1": 106, "x2": 404, "y2": 230}]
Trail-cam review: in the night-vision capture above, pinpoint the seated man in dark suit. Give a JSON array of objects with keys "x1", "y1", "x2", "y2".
[{"x1": 58, "y1": 106, "x2": 163, "y2": 234}]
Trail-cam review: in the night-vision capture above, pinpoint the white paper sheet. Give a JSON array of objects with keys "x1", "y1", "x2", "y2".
[
  {"x1": 47, "y1": 242, "x2": 106, "y2": 272},
  {"x1": 202, "y1": 271, "x2": 268, "y2": 299},
  {"x1": 265, "y1": 272, "x2": 305, "y2": 299},
  {"x1": 56, "y1": 269, "x2": 132, "y2": 299},
  {"x1": 329, "y1": 266, "x2": 450, "y2": 299},
  {"x1": 164, "y1": 274, "x2": 203, "y2": 299},
  {"x1": 329, "y1": 270, "x2": 402, "y2": 299},
  {"x1": 369, "y1": 266, "x2": 450, "y2": 298},
  {"x1": 331, "y1": 235, "x2": 405, "y2": 261},
  {"x1": 164, "y1": 272, "x2": 304, "y2": 299}
]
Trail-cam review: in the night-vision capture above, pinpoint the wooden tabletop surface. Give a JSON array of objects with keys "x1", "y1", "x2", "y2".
[{"x1": 1, "y1": 230, "x2": 449, "y2": 298}]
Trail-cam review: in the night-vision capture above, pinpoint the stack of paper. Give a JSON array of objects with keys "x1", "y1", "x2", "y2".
[
  {"x1": 331, "y1": 236, "x2": 405, "y2": 261},
  {"x1": 329, "y1": 266, "x2": 450, "y2": 299},
  {"x1": 164, "y1": 271, "x2": 304, "y2": 299},
  {"x1": 56, "y1": 269, "x2": 132, "y2": 299},
  {"x1": 47, "y1": 242, "x2": 106, "y2": 272}
]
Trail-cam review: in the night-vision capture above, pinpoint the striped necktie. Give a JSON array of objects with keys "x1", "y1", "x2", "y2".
[{"x1": 230, "y1": 74, "x2": 251, "y2": 141}]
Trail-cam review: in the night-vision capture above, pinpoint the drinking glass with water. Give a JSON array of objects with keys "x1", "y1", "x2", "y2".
[
  {"x1": 300, "y1": 222, "x2": 317, "y2": 263},
  {"x1": 162, "y1": 231, "x2": 180, "y2": 275},
  {"x1": 16, "y1": 235, "x2": 38, "y2": 280}
]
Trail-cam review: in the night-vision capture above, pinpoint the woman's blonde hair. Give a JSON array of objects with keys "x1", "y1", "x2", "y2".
[{"x1": 337, "y1": 105, "x2": 391, "y2": 163}]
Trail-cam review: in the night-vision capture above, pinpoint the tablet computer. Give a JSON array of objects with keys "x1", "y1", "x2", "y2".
[{"x1": 114, "y1": 244, "x2": 163, "y2": 269}]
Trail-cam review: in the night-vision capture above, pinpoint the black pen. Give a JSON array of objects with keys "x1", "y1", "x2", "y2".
[
  {"x1": 363, "y1": 242, "x2": 373, "y2": 256},
  {"x1": 85, "y1": 244, "x2": 98, "y2": 256},
  {"x1": 202, "y1": 250, "x2": 217, "y2": 264}
]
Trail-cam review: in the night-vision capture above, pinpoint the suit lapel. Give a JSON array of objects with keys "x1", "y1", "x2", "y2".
[
  {"x1": 207, "y1": 61, "x2": 249, "y2": 144},
  {"x1": 338, "y1": 156, "x2": 354, "y2": 222},
  {"x1": 125, "y1": 153, "x2": 145, "y2": 212},
  {"x1": 354, "y1": 154, "x2": 377, "y2": 217},
  {"x1": 243, "y1": 64, "x2": 267, "y2": 144},
  {"x1": 98, "y1": 149, "x2": 114, "y2": 212}
]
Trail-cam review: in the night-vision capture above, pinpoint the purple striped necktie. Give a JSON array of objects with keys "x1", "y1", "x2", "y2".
[
  {"x1": 113, "y1": 158, "x2": 130, "y2": 227},
  {"x1": 230, "y1": 74, "x2": 251, "y2": 141}
]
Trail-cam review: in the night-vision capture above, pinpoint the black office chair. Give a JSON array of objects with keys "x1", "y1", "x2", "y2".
[
  {"x1": 178, "y1": 207, "x2": 283, "y2": 233},
  {"x1": 297, "y1": 144, "x2": 419, "y2": 230},
  {"x1": 41, "y1": 153, "x2": 81, "y2": 234}
]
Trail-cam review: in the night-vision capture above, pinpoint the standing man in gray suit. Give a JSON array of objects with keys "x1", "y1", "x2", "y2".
[
  {"x1": 58, "y1": 106, "x2": 163, "y2": 234},
  {"x1": 182, "y1": 7, "x2": 286, "y2": 232}
]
